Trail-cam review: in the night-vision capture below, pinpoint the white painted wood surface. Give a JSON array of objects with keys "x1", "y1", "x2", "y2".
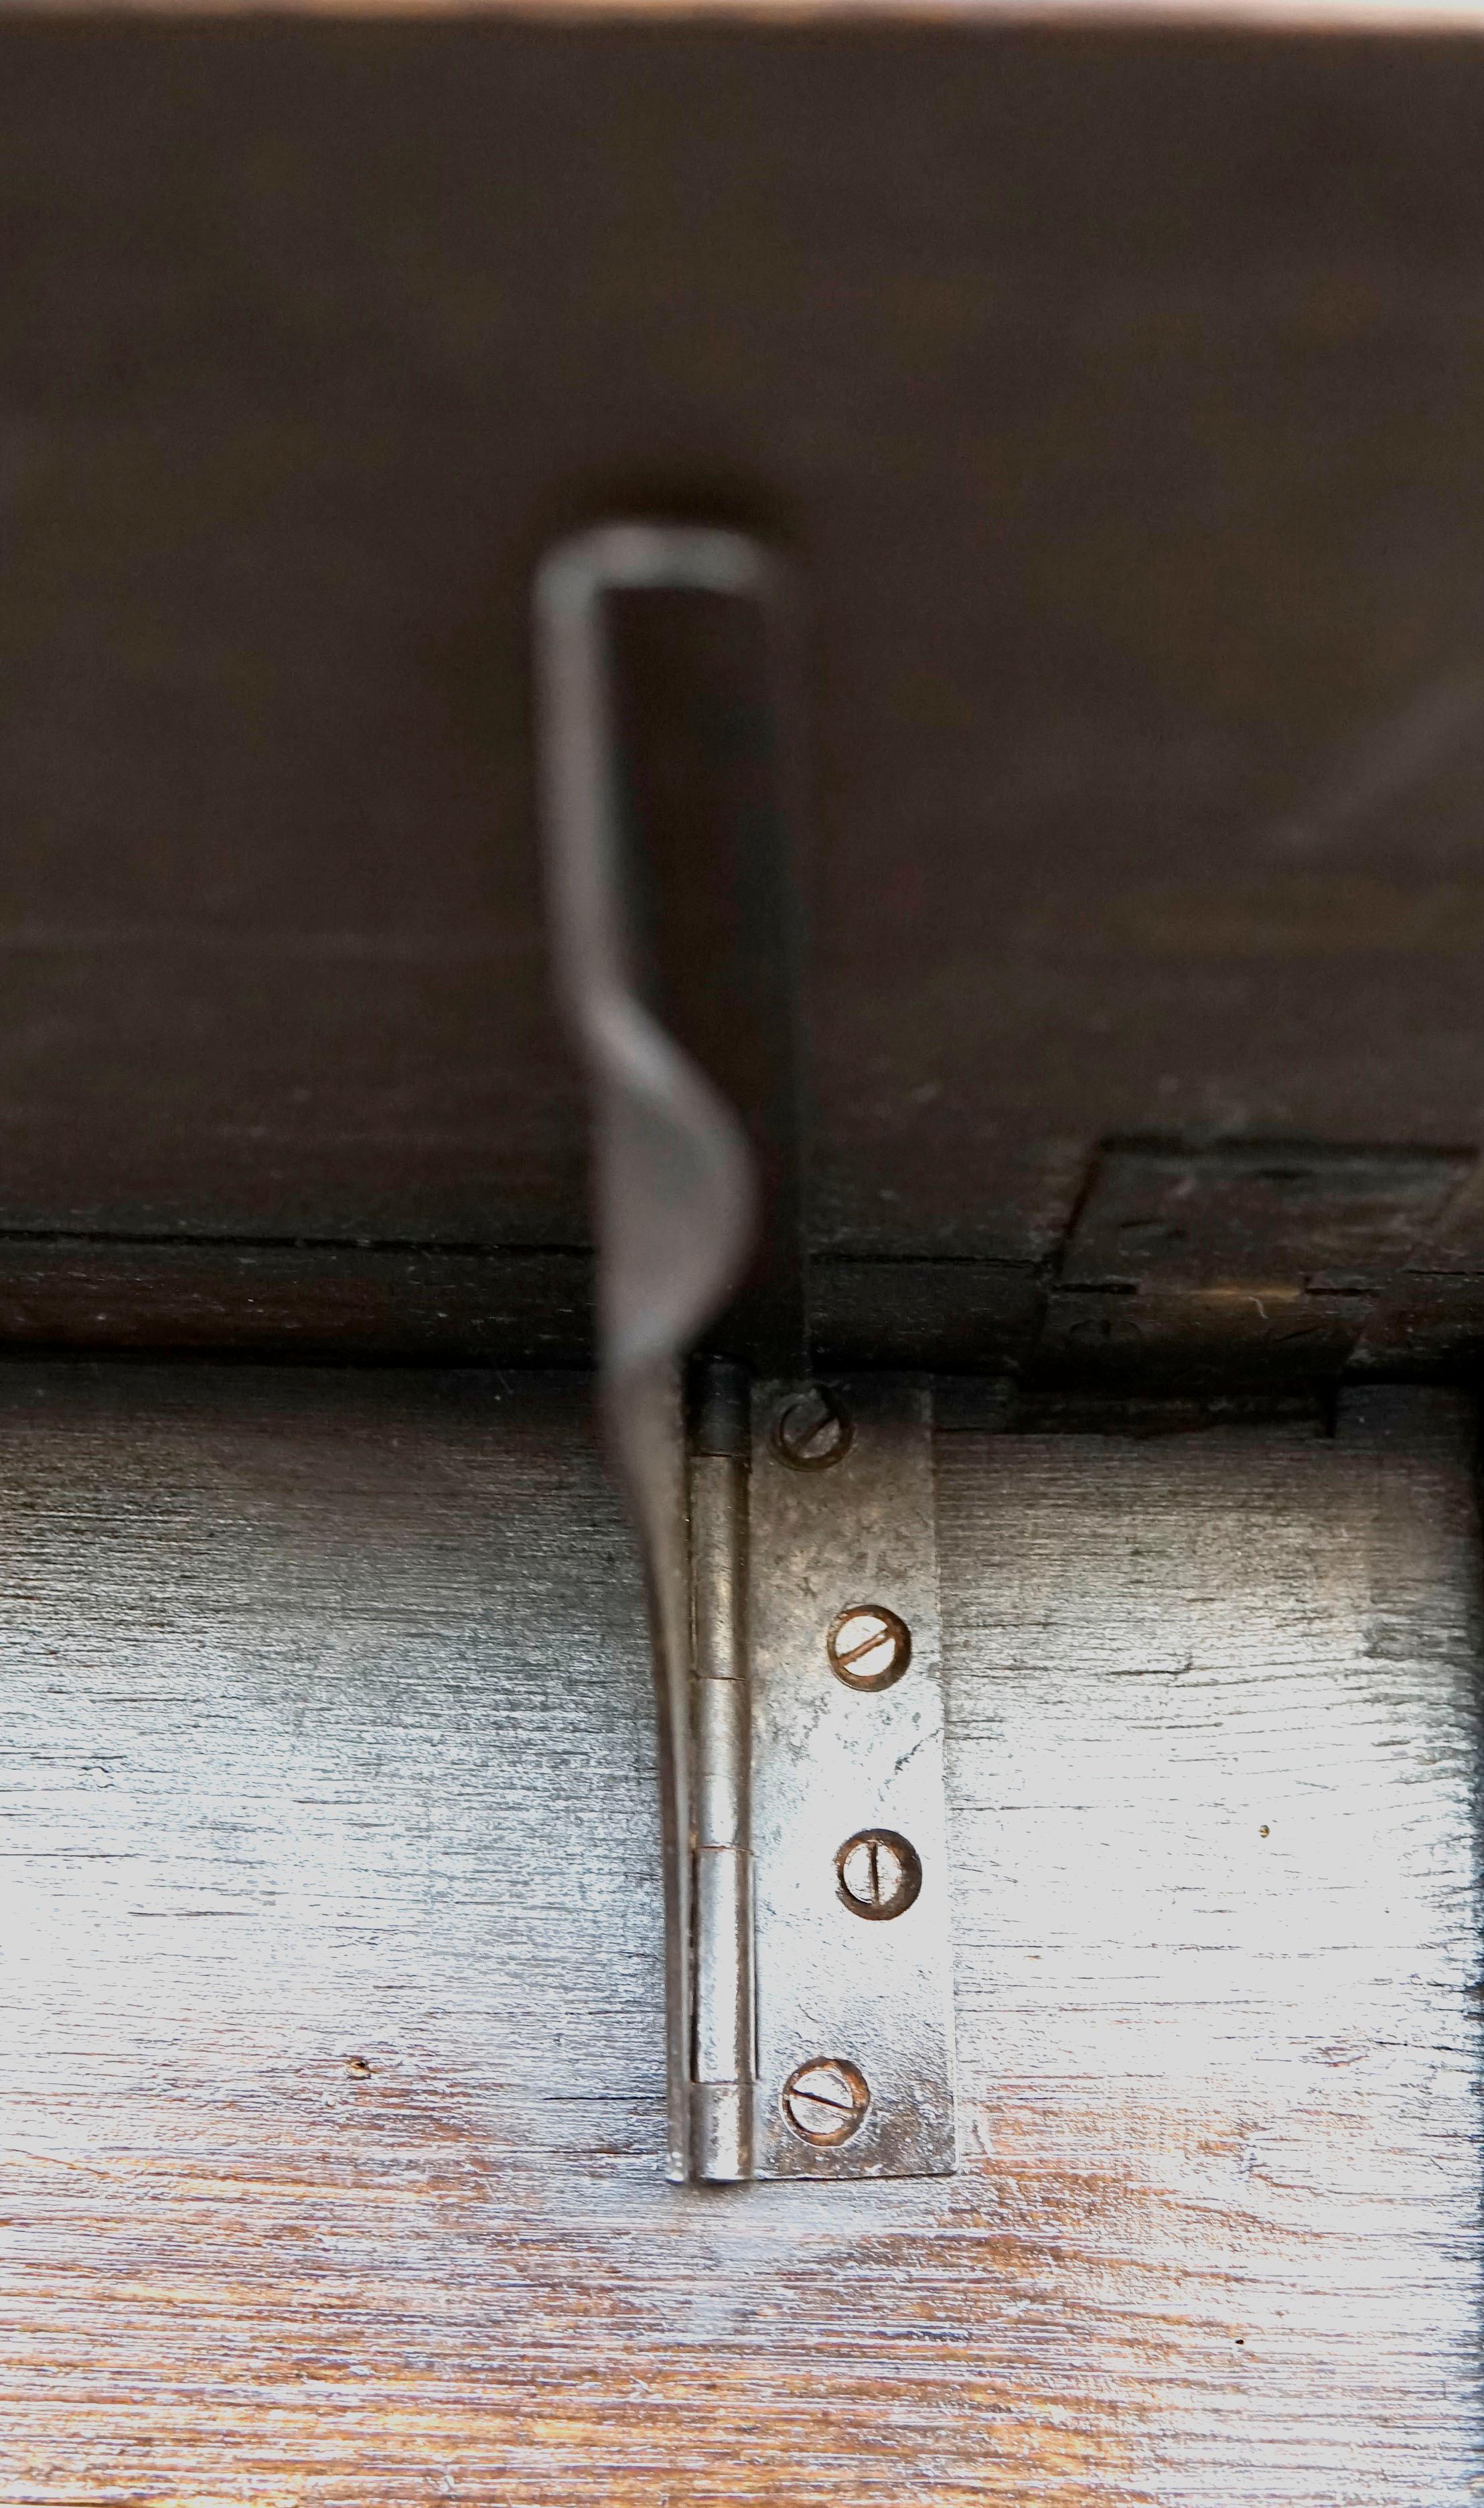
[{"x1": 0, "y1": 1366, "x2": 1477, "y2": 2500}]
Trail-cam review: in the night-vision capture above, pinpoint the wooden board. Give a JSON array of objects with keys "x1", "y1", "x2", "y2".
[
  {"x1": 0, "y1": 1364, "x2": 1477, "y2": 2500},
  {"x1": 9, "y1": 19, "x2": 1484, "y2": 1300}
]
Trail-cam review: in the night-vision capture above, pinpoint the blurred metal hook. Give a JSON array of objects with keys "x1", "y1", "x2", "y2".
[
  {"x1": 536, "y1": 521, "x2": 763, "y2": 1382},
  {"x1": 535, "y1": 521, "x2": 779, "y2": 2176}
]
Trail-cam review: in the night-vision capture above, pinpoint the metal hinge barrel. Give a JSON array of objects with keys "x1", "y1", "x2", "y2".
[{"x1": 688, "y1": 1365, "x2": 756, "y2": 2180}]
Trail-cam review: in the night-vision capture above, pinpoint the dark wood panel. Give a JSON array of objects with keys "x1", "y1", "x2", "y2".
[
  {"x1": 0, "y1": 1237, "x2": 594, "y2": 1361},
  {"x1": 7, "y1": 19, "x2": 1484, "y2": 1285},
  {"x1": 0, "y1": 1365, "x2": 1477, "y2": 2497}
]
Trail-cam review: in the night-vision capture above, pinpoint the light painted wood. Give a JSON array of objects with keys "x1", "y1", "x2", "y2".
[{"x1": 0, "y1": 1367, "x2": 1477, "y2": 2500}]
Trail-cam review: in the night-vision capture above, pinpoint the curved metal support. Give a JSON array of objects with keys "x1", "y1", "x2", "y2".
[
  {"x1": 535, "y1": 522, "x2": 773, "y2": 2178},
  {"x1": 536, "y1": 522, "x2": 765, "y2": 1385}
]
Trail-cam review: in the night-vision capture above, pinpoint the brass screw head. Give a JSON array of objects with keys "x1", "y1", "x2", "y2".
[
  {"x1": 781, "y1": 2057, "x2": 870, "y2": 2146},
  {"x1": 835, "y1": 1828, "x2": 923, "y2": 1921},
  {"x1": 826, "y1": 1602, "x2": 912, "y2": 1691},
  {"x1": 773, "y1": 1386, "x2": 852, "y2": 1470}
]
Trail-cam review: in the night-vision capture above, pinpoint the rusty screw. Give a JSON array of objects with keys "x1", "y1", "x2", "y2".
[
  {"x1": 781, "y1": 2057, "x2": 870, "y2": 2146},
  {"x1": 835, "y1": 1828, "x2": 922, "y2": 1921},
  {"x1": 773, "y1": 1385, "x2": 852, "y2": 1470},
  {"x1": 826, "y1": 1602, "x2": 912, "y2": 1691}
]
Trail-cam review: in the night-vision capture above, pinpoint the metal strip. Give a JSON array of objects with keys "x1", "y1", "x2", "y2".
[
  {"x1": 749, "y1": 1375, "x2": 956, "y2": 2179},
  {"x1": 534, "y1": 524, "x2": 769, "y2": 2182}
]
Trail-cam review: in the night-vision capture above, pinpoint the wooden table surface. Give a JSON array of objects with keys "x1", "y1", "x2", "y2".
[
  {"x1": 0, "y1": 1364, "x2": 1477, "y2": 2501},
  {"x1": 11, "y1": 5, "x2": 1483, "y2": 19}
]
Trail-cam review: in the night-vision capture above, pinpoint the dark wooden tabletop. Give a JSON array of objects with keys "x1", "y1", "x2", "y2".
[{"x1": 5, "y1": 11, "x2": 1484, "y2": 1295}]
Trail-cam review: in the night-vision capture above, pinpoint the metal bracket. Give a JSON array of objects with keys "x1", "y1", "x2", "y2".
[
  {"x1": 686, "y1": 1365, "x2": 956, "y2": 2180},
  {"x1": 536, "y1": 521, "x2": 957, "y2": 2182}
]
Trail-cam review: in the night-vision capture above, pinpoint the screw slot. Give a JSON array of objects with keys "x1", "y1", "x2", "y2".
[
  {"x1": 835, "y1": 1828, "x2": 922, "y2": 1921},
  {"x1": 781, "y1": 2057, "x2": 870, "y2": 2146},
  {"x1": 826, "y1": 1603, "x2": 912, "y2": 1691},
  {"x1": 773, "y1": 1386, "x2": 852, "y2": 1471}
]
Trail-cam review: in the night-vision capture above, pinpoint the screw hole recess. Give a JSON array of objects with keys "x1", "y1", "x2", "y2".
[
  {"x1": 836, "y1": 1827, "x2": 923, "y2": 1921},
  {"x1": 773, "y1": 1385, "x2": 853, "y2": 1471},
  {"x1": 826, "y1": 1602, "x2": 912, "y2": 1691},
  {"x1": 781, "y1": 2057, "x2": 871, "y2": 2146}
]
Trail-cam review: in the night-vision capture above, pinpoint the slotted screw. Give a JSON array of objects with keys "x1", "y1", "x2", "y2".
[
  {"x1": 835, "y1": 1828, "x2": 922, "y2": 1921},
  {"x1": 826, "y1": 1603, "x2": 912, "y2": 1691},
  {"x1": 781, "y1": 2057, "x2": 870, "y2": 2146},
  {"x1": 773, "y1": 1386, "x2": 852, "y2": 1470}
]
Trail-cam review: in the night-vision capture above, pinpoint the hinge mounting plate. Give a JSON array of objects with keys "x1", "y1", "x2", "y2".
[{"x1": 687, "y1": 1369, "x2": 957, "y2": 2182}]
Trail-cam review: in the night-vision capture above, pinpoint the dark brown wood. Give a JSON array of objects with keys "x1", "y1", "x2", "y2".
[
  {"x1": 0, "y1": 1237, "x2": 593, "y2": 1358},
  {"x1": 0, "y1": 1239, "x2": 1031, "y2": 1369},
  {"x1": 7, "y1": 15, "x2": 1484, "y2": 1353},
  {"x1": 0, "y1": 1364, "x2": 1477, "y2": 2499}
]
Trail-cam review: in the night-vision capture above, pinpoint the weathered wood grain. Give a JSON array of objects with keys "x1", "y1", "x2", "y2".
[{"x1": 0, "y1": 1367, "x2": 1478, "y2": 2500}]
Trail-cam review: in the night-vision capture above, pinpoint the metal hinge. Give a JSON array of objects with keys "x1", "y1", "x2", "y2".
[
  {"x1": 687, "y1": 1362, "x2": 955, "y2": 2181},
  {"x1": 535, "y1": 520, "x2": 958, "y2": 2182}
]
